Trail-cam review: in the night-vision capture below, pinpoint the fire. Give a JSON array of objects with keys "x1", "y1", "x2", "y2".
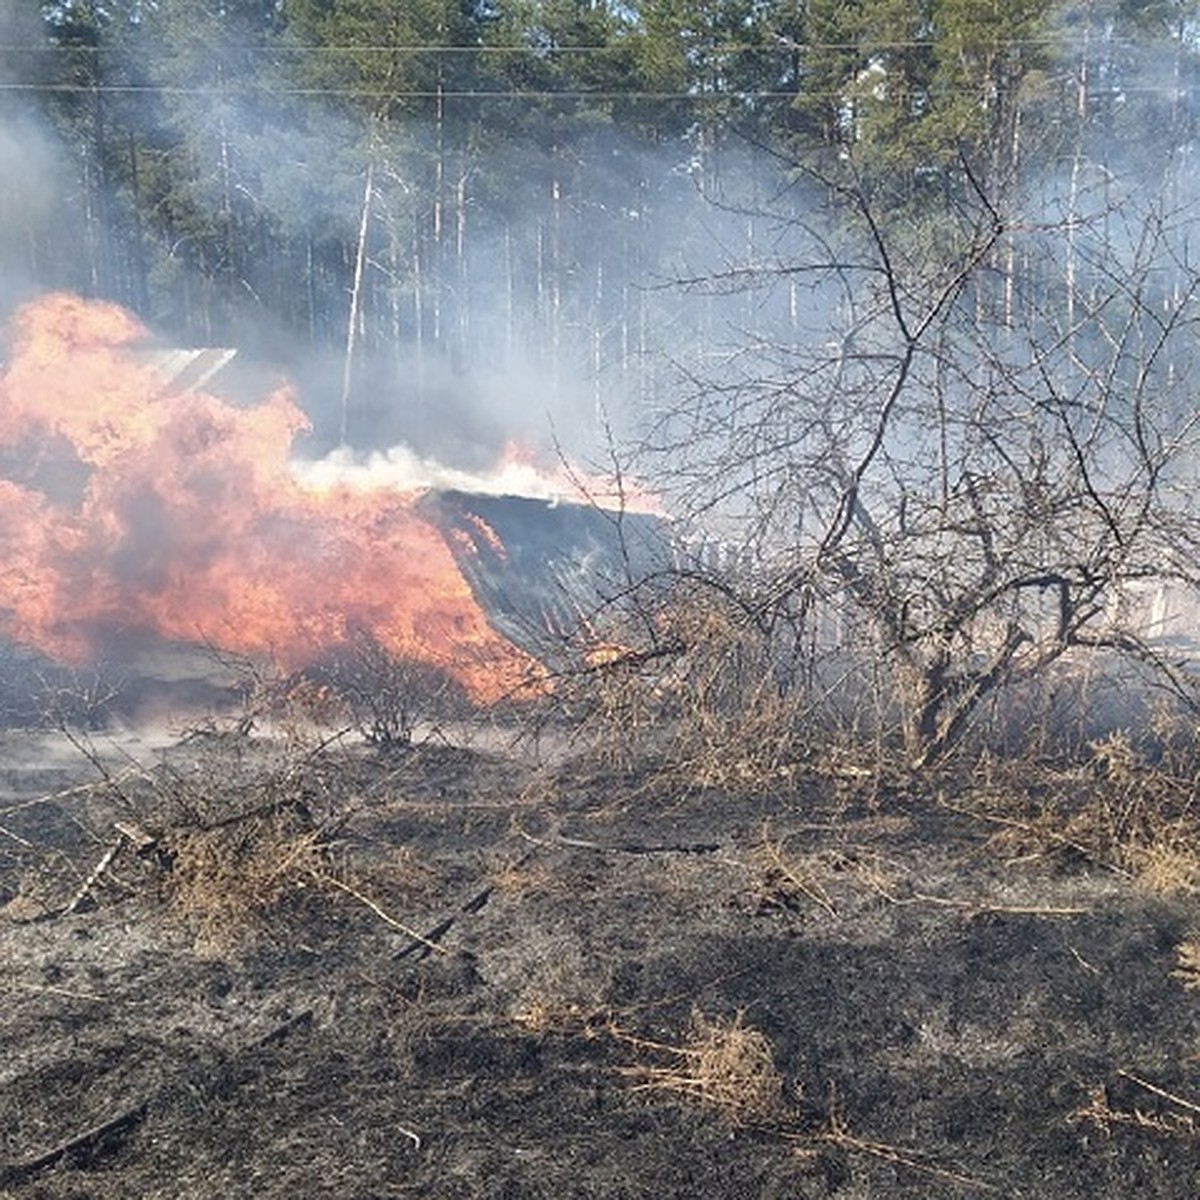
[
  {"x1": 0, "y1": 293, "x2": 543, "y2": 702},
  {"x1": 290, "y1": 427, "x2": 663, "y2": 515}
]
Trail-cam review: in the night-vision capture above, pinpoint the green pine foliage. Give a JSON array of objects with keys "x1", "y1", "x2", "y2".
[{"x1": 2, "y1": 0, "x2": 1197, "y2": 445}]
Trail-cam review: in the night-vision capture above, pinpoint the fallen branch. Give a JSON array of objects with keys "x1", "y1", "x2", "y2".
[
  {"x1": 0, "y1": 1103, "x2": 147, "y2": 1186},
  {"x1": 392, "y1": 858, "x2": 522, "y2": 960},
  {"x1": 394, "y1": 884, "x2": 496, "y2": 960},
  {"x1": 252, "y1": 1008, "x2": 315, "y2": 1049},
  {"x1": 0, "y1": 766, "x2": 147, "y2": 818},
  {"x1": 516, "y1": 825, "x2": 720, "y2": 856},
  {"x1": 314, "y1": 872, "x2": 448, "y2": 956},
  {"x1": 61, "y1": 836, "x2": 126, "y2": 916},
  {"x1": 113, "y1": 820, "x2": 158, "y2": 856}
]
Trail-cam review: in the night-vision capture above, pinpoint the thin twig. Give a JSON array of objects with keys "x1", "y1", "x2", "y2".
[
  {"x1": 313, "y1": 872, "x2": 448, "y2": 955},
  {"x1": 4, "y1": 980, "x2": 109, "y2": 1002},
  {"x1": 816, "y1": 1128, "x2": 998, "y2": 1191},
  {"x1": 894, "y1": 890, "x2": 1089, "y2": 916},
  {"x1": 0, "y1": 766, "x2": 145, "y2": 817},
  {"x1": 0, "y1": 1104, "x2": 147, "y2": 1186},
  {"x1": 1118, "y1": 1069, "x2": 1200, "y2": 1117},
  {"x1": 0, "y1": 821, "x2": 32, "y2": 847}
]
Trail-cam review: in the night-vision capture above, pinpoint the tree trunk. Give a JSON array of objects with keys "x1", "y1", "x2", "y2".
[{"x1": 341, "y1": 161, "x2": 375, "y2": 447}]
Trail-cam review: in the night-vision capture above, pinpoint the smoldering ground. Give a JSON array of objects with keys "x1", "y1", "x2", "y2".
[{"x1": 2, "y1": 725, "x2": 1200, "y2": 1199}]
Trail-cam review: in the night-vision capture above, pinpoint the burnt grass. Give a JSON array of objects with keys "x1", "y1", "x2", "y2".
[{"x1": 2, "y1": 725, "x2": 1200, "y2": 1199}]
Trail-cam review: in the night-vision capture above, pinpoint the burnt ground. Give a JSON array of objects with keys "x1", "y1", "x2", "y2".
[{"x1": 2, "y1": 723, "x2": 1200, "y2": 1199}]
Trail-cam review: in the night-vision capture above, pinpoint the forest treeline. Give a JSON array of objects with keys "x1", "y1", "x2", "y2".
[{"x1": 1, "y1": 1, "x2": 1198, "y2": 447}]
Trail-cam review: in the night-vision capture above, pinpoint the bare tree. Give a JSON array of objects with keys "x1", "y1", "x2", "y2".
[
  {"x1": 642, "y1": 161, "x2": 1200, "y2": 767},
  {"x1": 311, "y1": 633, "x2": 466, "y2": 749}
]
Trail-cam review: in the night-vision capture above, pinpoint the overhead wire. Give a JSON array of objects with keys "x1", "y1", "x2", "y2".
[
  {"x1": 0, "y1": 80, "x2": 1190, "y2": 99},
  {"x1": 0, "y1": 35, "x2": 1170, "y2": 55},
  {"x1": 0, "y1": 30, "x2": 1189, "y2": 99}
]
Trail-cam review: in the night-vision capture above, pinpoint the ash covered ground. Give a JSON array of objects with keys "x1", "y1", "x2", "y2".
[{"x1": 2, "y1": 718, "x2": 1200, "y2": 1199}]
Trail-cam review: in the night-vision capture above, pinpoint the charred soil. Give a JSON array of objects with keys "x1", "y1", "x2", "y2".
[{"x1": 2, "y1": 728, "x2": 1199, "y2": 1198}]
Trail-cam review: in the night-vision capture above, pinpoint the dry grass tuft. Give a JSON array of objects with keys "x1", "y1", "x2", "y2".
[
  {"x1": 488, "y1": 854, "x2": 572, "y2": 899},
  {"x1": 1172, "y1": 938, "x2": 1200, "y2": 991},
  {"x1": 1120, "y1": 827, "x2": 1200, "y2": 896},
  {"x1": 1088, "y1": 728, "x2": 1141, "y2": 786},
  {"x1": 554, "y1": 589, "x2": 810, "y2": 791},
  {"x1": 963, "y1": 715, "x2": 1200, "y2": 896},
  {"x1": 167, "y1": 810, "x2": 327, "y2": 954},
  {"x1": 509, "y1": 998, "x2": 601, "y2": 1036},
  {"x1": 616, "y1": 1008, "x2": 785, "y2": 1125}
]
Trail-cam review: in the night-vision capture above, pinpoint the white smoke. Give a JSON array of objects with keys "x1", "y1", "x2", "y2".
[{"x1": 290, "y1": 443, "x2": 581, "y2": 503}]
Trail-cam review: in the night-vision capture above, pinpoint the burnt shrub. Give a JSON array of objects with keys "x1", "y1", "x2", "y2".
[{"x1": 310, "y1": 633, "x2": 468, "y2": 747}]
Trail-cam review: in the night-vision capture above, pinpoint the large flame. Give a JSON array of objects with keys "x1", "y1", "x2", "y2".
[{"x1": 0, "y1": 293, "x2": 543, "y2": 702}]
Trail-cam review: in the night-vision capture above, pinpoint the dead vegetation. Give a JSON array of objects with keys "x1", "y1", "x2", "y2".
[
  {"x1": 1071, "y1": 1072, "x2": 1200, "y2": 1141},
  {"x1": 1172, "y1": 939, "x2": 1200, "y2": 991},
  {"x1": 951, "y1": 719, "x2": 1200, "y2": 896},
  {"x1": 165, "y1": 808, "x2": 329, "y2": 954},
  {"x1": 750, "y1": 825, "x2": 841, "y2": 918},
  {"x1": 613, "y1": 1008, "x2": 786, "y2": 1126},
  {"x1": 308, "y1": 633, "x2": 468, "y2": 748},
  {"x1": 544, "y1": 585, "x2": 819, "y2": 791},
  {"x1": 5, "y1": 588, "x2": 1200, "y2": 1195}
]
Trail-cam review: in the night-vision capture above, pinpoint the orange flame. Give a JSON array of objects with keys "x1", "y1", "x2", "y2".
[{"x1": 0, "y1": 293, "x2": 541, "y2": 702}]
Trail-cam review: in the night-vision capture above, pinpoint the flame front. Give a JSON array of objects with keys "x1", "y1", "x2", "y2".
[{"x1": 0, "y1": 293, "x2": 540, "y2": 702}]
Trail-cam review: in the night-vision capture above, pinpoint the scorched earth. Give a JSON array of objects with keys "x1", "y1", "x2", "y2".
[{"x1": 2, "y1": 719, "x2": 1199, "y2": 1199}]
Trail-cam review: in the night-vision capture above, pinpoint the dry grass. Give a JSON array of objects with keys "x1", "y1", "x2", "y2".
[
  {"x1": 750, "y1": 828, "x2": 839, "y2": 917},
  {"x1": 166, "y1": 809, "x2": 328, "y2": 954},
  {"x1": 1070, "y1": 1072, "x2": 1200, "y2": 1140},
  {"x1": 509, "y1": 997, "x2": 602, "y2": 1035},
  {"x1": 666, "y1": 692, "x2": 805, "y2": 793},
  {"x1": 648, "y1": 596, "x2": 802, "y2": 789},
  {"x1": 615, "y1": 1008, "x2": 785, "y2": 1126},
  {"x1": 1120, "y1": 827, "x2": 1200, "y2": 896},
  {"x1": 958, "y1": 720, "x2": 1200, "y2": 896},
  {"x1": 1172, "y1": 939, "x2": 1200, "y2": 991},
  {"x1": 488, "y1": 854, "x2": 572, "y2": 899},
  {"x1": 553, "y1": 589, "x2": 811, "y2": 792},
  {"x1": 748, "y1": 821, "x2": 928, "y2": 916},
  {"x1": 167, "y1": 805, "x2": 441, "y2": 956}
]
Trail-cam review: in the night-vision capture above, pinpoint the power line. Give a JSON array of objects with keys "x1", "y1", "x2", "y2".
[
  {"x1": 0, "y1": 35, "x2": 1168, "y2": 54},
  {"x1": 0, "y1": 83, "x2": 797, "y2": 98},
  {"x1": 0, "y1": 80, "x2": 1189, "y2": 99}
]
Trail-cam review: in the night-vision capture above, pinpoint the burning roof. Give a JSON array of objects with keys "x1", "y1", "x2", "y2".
[
  {"x1": 419, "y1": 489, "x2": 669, "y2": 659},
  {"x1": 0, "y1": 292, "x2": 666, "y2": 703},
  {"x1": 136, "y1": 347, "x2": 238, "y2": 398}
]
